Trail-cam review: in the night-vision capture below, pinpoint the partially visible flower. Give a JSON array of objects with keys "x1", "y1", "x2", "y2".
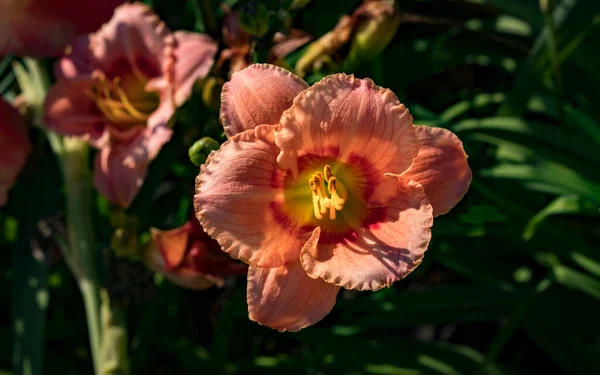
[
  {"x1": 0, "y1": 0, "x2": 126, "y2": 56},
  {"x1": 296, "y1": 0, "x2": 398, "y2": 76},
  {"x1": 194, "y1": 64, "x2": 471, "y2": 331},
  {"x1": 146, "y1": 217, "x2": 247, "y2": 290},
  {"x1": 44, "y1": 3, "x2": 218, "y2": 207},
  {"x1": 0, "y1": 98, "x2": 31, "y2": 207}
]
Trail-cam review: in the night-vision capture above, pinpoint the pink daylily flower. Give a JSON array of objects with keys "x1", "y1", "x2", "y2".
[
  {"x1": 44, "y1": 3, "x2": 218, "y2": 207},
  {"x1": 194, "y1": 64, "x2": 471, "y2": 331},
  {"x1": 0, "y1": 0, "x2": 126, "y2": 56},
  {"x1": 146, "y1": 216, "x2": 247, "y2": 290},
  {"x1": 0, "y1": 98, "x2": 31, "y2": 207}
]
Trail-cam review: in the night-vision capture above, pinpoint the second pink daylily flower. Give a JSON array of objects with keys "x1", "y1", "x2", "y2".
[
  {"x1": 194, "y1": 64, "x2": 472, "y2": 332},
  {"x1": 44, "y1": 3, "x2": 218, "y2": 207}
]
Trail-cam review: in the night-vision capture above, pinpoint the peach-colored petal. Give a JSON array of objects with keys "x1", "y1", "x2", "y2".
[
  {"x1": 275, "y1": 74, "x2": 418, "y2": 179},
  {"x1": 171, "y1": 31, "x2": 218, "y2": 106},
  {"x1": 93, "y1": 126, "x2": 172, "y2": 207},
  {"x1": 402, "y1": 125, "x2": 472, "y2": 216},
  {"x1": 145, "y1": 239, "x2": 216, "y2": 290},
  {"x1": 247, "y1": 262, "x2": 340, "y2": 332},
  {"x1": 194, "y1": 125, "x2": 306, "y2": 268},
  {"x1": 220, "y1": 64, "x2": 308, "y2": 138},
  {"x1": 150, "y1": 225, "x2": 190, "y2": 271},
  {"x1": 91, "y1": 3, "x2": 168, "y2": 79},
  {"x1": 44, "y1": 76, "x2": 105, "y2": 146},
  {"x1": 301, "y1": 179, "x2": 433, "y2": 291},
  {"x1": 0, "y1": 98, "x2": 31, "y2": 207},
  {"x1": 0, "y1": 0, "x2": 126, "y2": 56},
  {"x1": 164, "y1": 269, "x2": 216, "y2": 290}
]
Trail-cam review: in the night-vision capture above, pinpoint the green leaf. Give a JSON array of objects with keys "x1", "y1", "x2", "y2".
[
  {"x1": 336, "y1": 285, "x2": 522, "y2": 327},
  {"x1": 552, "y1": 265, "x2": 600, "y2": 300},
  {"x1": 523, "y1": 195, "x2": 599, "y2": 240}
]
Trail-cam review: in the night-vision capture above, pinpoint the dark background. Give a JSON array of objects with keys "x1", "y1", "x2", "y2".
[{"x1": 1, "y1": 0, "x2": 599, "y2": 374}]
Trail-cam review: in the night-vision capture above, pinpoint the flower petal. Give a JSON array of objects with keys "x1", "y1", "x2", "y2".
[
  {"x1": 55, "y1": 36, "x2": 95, "y2": 79},
  {"x1": 0, "y1": 0, "x2": 126, "y2": 56},
  {"x1": 164, "y1": 269, "x2": 216, "y2": 290},
  {"x1": 247, "y1": 261, "x2": 340, "y2": 332},
  {"x1": 402, "y1": 125, "x2": 472, "y2": 216},
  {"x1": 194, "y1": 125, "x2": 306, "y2": 268},
  {"x1": 275, "y1": 74, "x2": 418, "y2": 179},
  {"x1": 145, "y1": 238, "x2": 219, "y2": 290},
  {"x1": 0, "y1": 99, "x2": 31, "y2": 207},
  {"x1": 145, "y1": 90, "x2": 175, "y2": 129},
  {"x1": 44, "y1": 76, "x2": 106, "y2": 146},
  {"x1": 220, "y1": 64, "x2": 308, "y2": 138},
  {"x1": 93, "y1": 125, "x2": 172, "y2": 207},
  {"x1": 150, "y1": 224, "x2": 190, "y2": 271},
  {"x1": 171, "y1": 31, "x2": 218, "y2": 105},
  {"x1": 301, "y1": 178, "x2": 433, "y2": 291},
  {"x1": 92, "y1": 3, "x2": 168, "y2": 79}
]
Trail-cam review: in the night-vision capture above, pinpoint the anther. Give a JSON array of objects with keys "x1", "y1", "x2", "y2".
[{"x1": 323, "y1": 165, "x2": 333, "y2": 181}]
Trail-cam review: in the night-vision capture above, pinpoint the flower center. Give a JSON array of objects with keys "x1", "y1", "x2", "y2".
[
  {"x1": 308, "y1": 165, "x2": 348, "y2": 220},
  {"x1": 88, "y1": 72, "x2": 159, "y2": 127},
  {"x1": 279, "y1": 155, "x2": 371, "y2": 236}
]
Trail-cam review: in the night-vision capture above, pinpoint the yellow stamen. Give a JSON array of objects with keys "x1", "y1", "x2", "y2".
[
  {"x1": 308, "y1": 167, "x2": 349, "y2": 221},
  {"x1": 309, "y1": 178, "x2": 323, "y2": 219},
  {"x1": 323, "y1": 165, "x2": 333, "y2": 181},
  {"x1": 87, "y1": 74, "x2": 158, "y2": 126},
  {"x1": 113, "y1": 78, "x2": 152, "y2": 121}
]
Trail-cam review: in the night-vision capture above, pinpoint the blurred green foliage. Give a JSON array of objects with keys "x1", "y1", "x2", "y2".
[{"x1": 2, "y1": 0, "x2": 600, "y2": 374}]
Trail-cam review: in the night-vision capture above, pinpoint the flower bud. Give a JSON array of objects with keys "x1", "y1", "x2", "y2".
[
  {"x1": 291, "y1": 0, "x2": 313, "y2": 10},
  {"x1": 344, "y1": 0, "x2": 400, "y2": 69},
  {"x1": 189, "y1": 137, "x2": 220, "y2": 166},
  {"x1": 111, "y1": 227, "x2": 139, "y2": 260},
  {"x1": 295, "y1": 15, "x2": 354, "y2": 77},
  {"x1": 238, "y1": 1, "x2": 270, "y2": 38}
]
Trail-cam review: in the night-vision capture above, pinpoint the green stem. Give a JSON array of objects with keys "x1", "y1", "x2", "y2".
[
  {"x1": 62, "y1": 138, "x2": 103, "y2": 374},
  {"x1": 100, "y1": 290, "x2": 130, "y2": 375}
]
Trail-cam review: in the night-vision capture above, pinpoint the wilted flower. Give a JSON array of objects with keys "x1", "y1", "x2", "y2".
[
  {"x1": 146, "y1": 217, "x2": 247, "y2": 290},
  {"x1": 44, "y1": 3, "x2": 217, "y2": 207},
  {"x1": 194, "y1": 64, "x2": 471, "y2": 331},
  {"x1": 219, "y1": 10, "x2": 253, "y2": 76},
  {"x1": 218, "y1": 8, "x2": 311, "y2": 76},
  {"x1": 0, "y1": 0, "x2": 126, "y2": 56},
  {"x1": 0, "y1": 98, "x2": 31, "y2": 207}
]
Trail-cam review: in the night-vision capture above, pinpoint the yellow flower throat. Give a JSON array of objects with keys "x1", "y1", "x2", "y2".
[
  {"x1": 87, "y1": 73, "x2": 159, "y2": 126},
  {"x1": 309, "y1": 165, "x2": 348, "y2": 220}
]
